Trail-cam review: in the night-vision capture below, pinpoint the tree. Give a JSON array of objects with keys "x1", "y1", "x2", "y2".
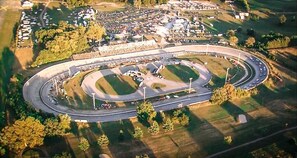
[
  {"x1": 53, "y1": 152, "x2": 72, "y2": 158},
  {"x1": 0, "y1": 146, "x2": 5, "y2": 157},
  {"x1": 58, "y1": 114, "x2": 71, "y2": 131},
  {"x1": 237, "y1": 27, "x2": 242, "y2": 33},
  {"x1": 163, "y1": 118, "x2": 174, "y2": 132},
  {"x1": 44, "y1": 118, "x2": 61, "y2": 136},
  {"x1": 148, "y1": 121, "x2": 159, "y2": 135},
  {"x1": 44, "y1": 114, "x2": 71, "y2": 136},
  {"x1": 65, "y1": 0, "x2": 89, "y2": 7},
  {"x1": 159, "y1": 111, "x2": 166, "y2": 123},
  {"x1": 279, "y1": 14, "x2": 287, "y2": 25},
  {"x1": 133, "y1": 127, "x2": 143, "y2": 139},
  {"x1": 78, "y1": 138, "x2": 90, "y2": 152},
  {"x1": 179, "y1": 114, "x2": 190, "y2": 126},
  {"x1": 33, "y1": 21, "x2": 104, "y2": 67},
  {"x1": 0, "y1": 117, "x2": 45, "y2": 153},
  {"x1": 134, "y1": 0, "x2": 141, "y2": 9},
  {"x1": 247, "y1": 28, "x2": 255, "y2": 36},
  {"x1": 235, "y1": 0, "x2": 249, "y2": 12},
  {"x1": 229, "y1": 36, "x2": 238, "y2": 46},
  {"x1": 150, "y1": 0, "x2": 156, "y2": 6},
  {"x1": 137, "y1": 102, "x2": 156, "y2": 122},
  {"x1": 224, "y1": 136, "x2": 232, "y2": 145},
  {"x1": 86, "y1": 22, "x2": 105, "y2": 41},
  {"x1": 97, "y1": 134, "x2": 109, "y2": 148},
  {"x1": 210, "y1": 84, "x2": 254, "y2": 105},
  {"x1": 226, "y1": 30, "x2": 235, "y2": 38},
  {"x1": 142, "y1": 0, "x2": 150, "y2": 6},
  {"x1": 245, "y1": 37, "x2": 256, "y2": 47}
]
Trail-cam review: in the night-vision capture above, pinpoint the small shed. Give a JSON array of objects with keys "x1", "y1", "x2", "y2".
[{"x1": 237, "y1": 114, "x2": 247, "y2": 124}]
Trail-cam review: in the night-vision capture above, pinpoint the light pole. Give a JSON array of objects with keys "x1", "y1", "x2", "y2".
[
  {"x1": 237, "y1": 53, "x2": 240, "y2": 64},
  {"x1": 53, "y1": 78, "x2": 58, "y2": 95},
  {"x1": 143, "y1": 87, "x2": 146, "y2": 102},
  {"x1": 225, "y1": 68, "x2": 230, "y2": 84},
  {"x1": 92, "y1": 93, "x2": 96, "y2": 110},
  {"x1": 189, "y1": 78, "x2": 193, "y2": 93}
]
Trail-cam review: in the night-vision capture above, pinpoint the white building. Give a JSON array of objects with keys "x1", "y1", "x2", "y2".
[{"x1": 22, "y1": 1, "x2": 34, "y2": 8}]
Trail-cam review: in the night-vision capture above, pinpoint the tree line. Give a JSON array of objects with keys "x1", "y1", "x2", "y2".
[
  {"x1": 33, "y1": 21, "x2": 105, "y2": 67},
  {"x1": 134, "y1": 0, "x2": 168, "y2": 8},
  {"x1": 64, "y1": 0, "x2": 167, "y2": 7},
  {"x1": 210, "y1": 84, "x2": 258, "y2": 105},
  {"x1": 135, "y1": 102, "x2": 189, "y2": 137}
]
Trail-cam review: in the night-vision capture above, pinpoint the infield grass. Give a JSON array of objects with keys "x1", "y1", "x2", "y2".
[
  {"x1": 159, "y1": 64, "x2": 199, "y2": 83},
  {"x1": 96, "y1": 74, "x2": 139, "y2": 95}
]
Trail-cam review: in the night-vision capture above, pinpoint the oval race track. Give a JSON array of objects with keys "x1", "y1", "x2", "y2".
[{"x1": 23, "y1": 45, "x2": 269, "y2": 122}]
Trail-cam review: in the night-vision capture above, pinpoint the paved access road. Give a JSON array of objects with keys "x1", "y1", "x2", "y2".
[{"x1": 23, "y1": 45, "x2": 269, "y2": 122}]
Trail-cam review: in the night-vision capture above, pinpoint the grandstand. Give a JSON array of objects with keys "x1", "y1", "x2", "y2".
[{"x1": 72, "y1": 40, "x2": 158, "y2": 60}]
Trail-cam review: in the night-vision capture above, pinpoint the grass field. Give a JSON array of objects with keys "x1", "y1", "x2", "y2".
[
  {"x1": 178, "y1": 55, "x2": 245, "y2": 88},
  {"x1": 62, "y1": 70, "x2": 104, "y2": 109},
  {"x1": 269, "y1": 47, "x2": 297, "y2": 72},
  {"x1": 249, "y1": 0, "x2": 297, "y2": 12},
  {"x1": 159, "y1": 64, "x2": 199, "y2": 83},
  {"x1": 46, "y1": 2, "x2": 74, "y2": 24},
  {"x1": 43, "y1": 92, "x2": 297, "y2": 157},
  {"x1": 96, "y1": 74, "x2": 139, "y2": 95},
  {"x1": 204, "y1": 9, "x2": 297, "y2": 43},
  {"x1": 13, "y1": 48, "x2": 34, "y2": 71},
  {"x1": 0, "y1": 9, "x2": 20, "y2": 126},
  {"x1": 92, "y1": 2, "x2": 125, "y2": 12}
]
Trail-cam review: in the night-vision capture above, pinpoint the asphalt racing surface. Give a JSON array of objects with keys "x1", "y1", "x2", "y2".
[{"x1": 23, "y1": 45, "x2": 269, "y2": 122}]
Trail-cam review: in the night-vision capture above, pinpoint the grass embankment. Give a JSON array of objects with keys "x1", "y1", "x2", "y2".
[
  {"x1": 179, "y1": 55, "x2": 245, "y2": 88},
  {"x1": 95, "y1": 74, "x2": 139, "y2": 95},
  {"x1": 159, "y1": 64, "x2": 199, "y2": 83}
]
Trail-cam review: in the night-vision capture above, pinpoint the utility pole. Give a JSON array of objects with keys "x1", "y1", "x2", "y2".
[
  {"x1": 225, "y1": 68, "x2": 230, "y2": 84},
  {"x1": 189, "y1": 78, "x2": 193, "y2": 93},
  {"x1": 92, "y1": 93, "x2": 96, "y2": 110},
  {"x1": 143, "y1": 87, "x2": 146, "y2": 102},
  {"x1": 54, "y1": 78, "x2": 58, "y2": 95},
  {"x1": 237, "y1": 53, "x2": 240, "y2": 64}
]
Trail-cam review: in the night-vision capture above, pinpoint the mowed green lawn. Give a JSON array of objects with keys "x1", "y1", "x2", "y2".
[
  {"x1": 44, "y1": 94, "x2": 297, "y2": 157},
  {"x1": 46, "y1": 2, "x2": 74, "y2": 24},
  {"x1": 179, "y1": 55, "x2": 244, "y2": 88},
  {"x1": 96, "y1": 74, "x2": 139, "y2": 95},
  {"x1": 249, "y1": 0, "x2": 297, "y2": 12},
  {"x1": 160, "y1": 64, "x2": 199, "y2": 83}
]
